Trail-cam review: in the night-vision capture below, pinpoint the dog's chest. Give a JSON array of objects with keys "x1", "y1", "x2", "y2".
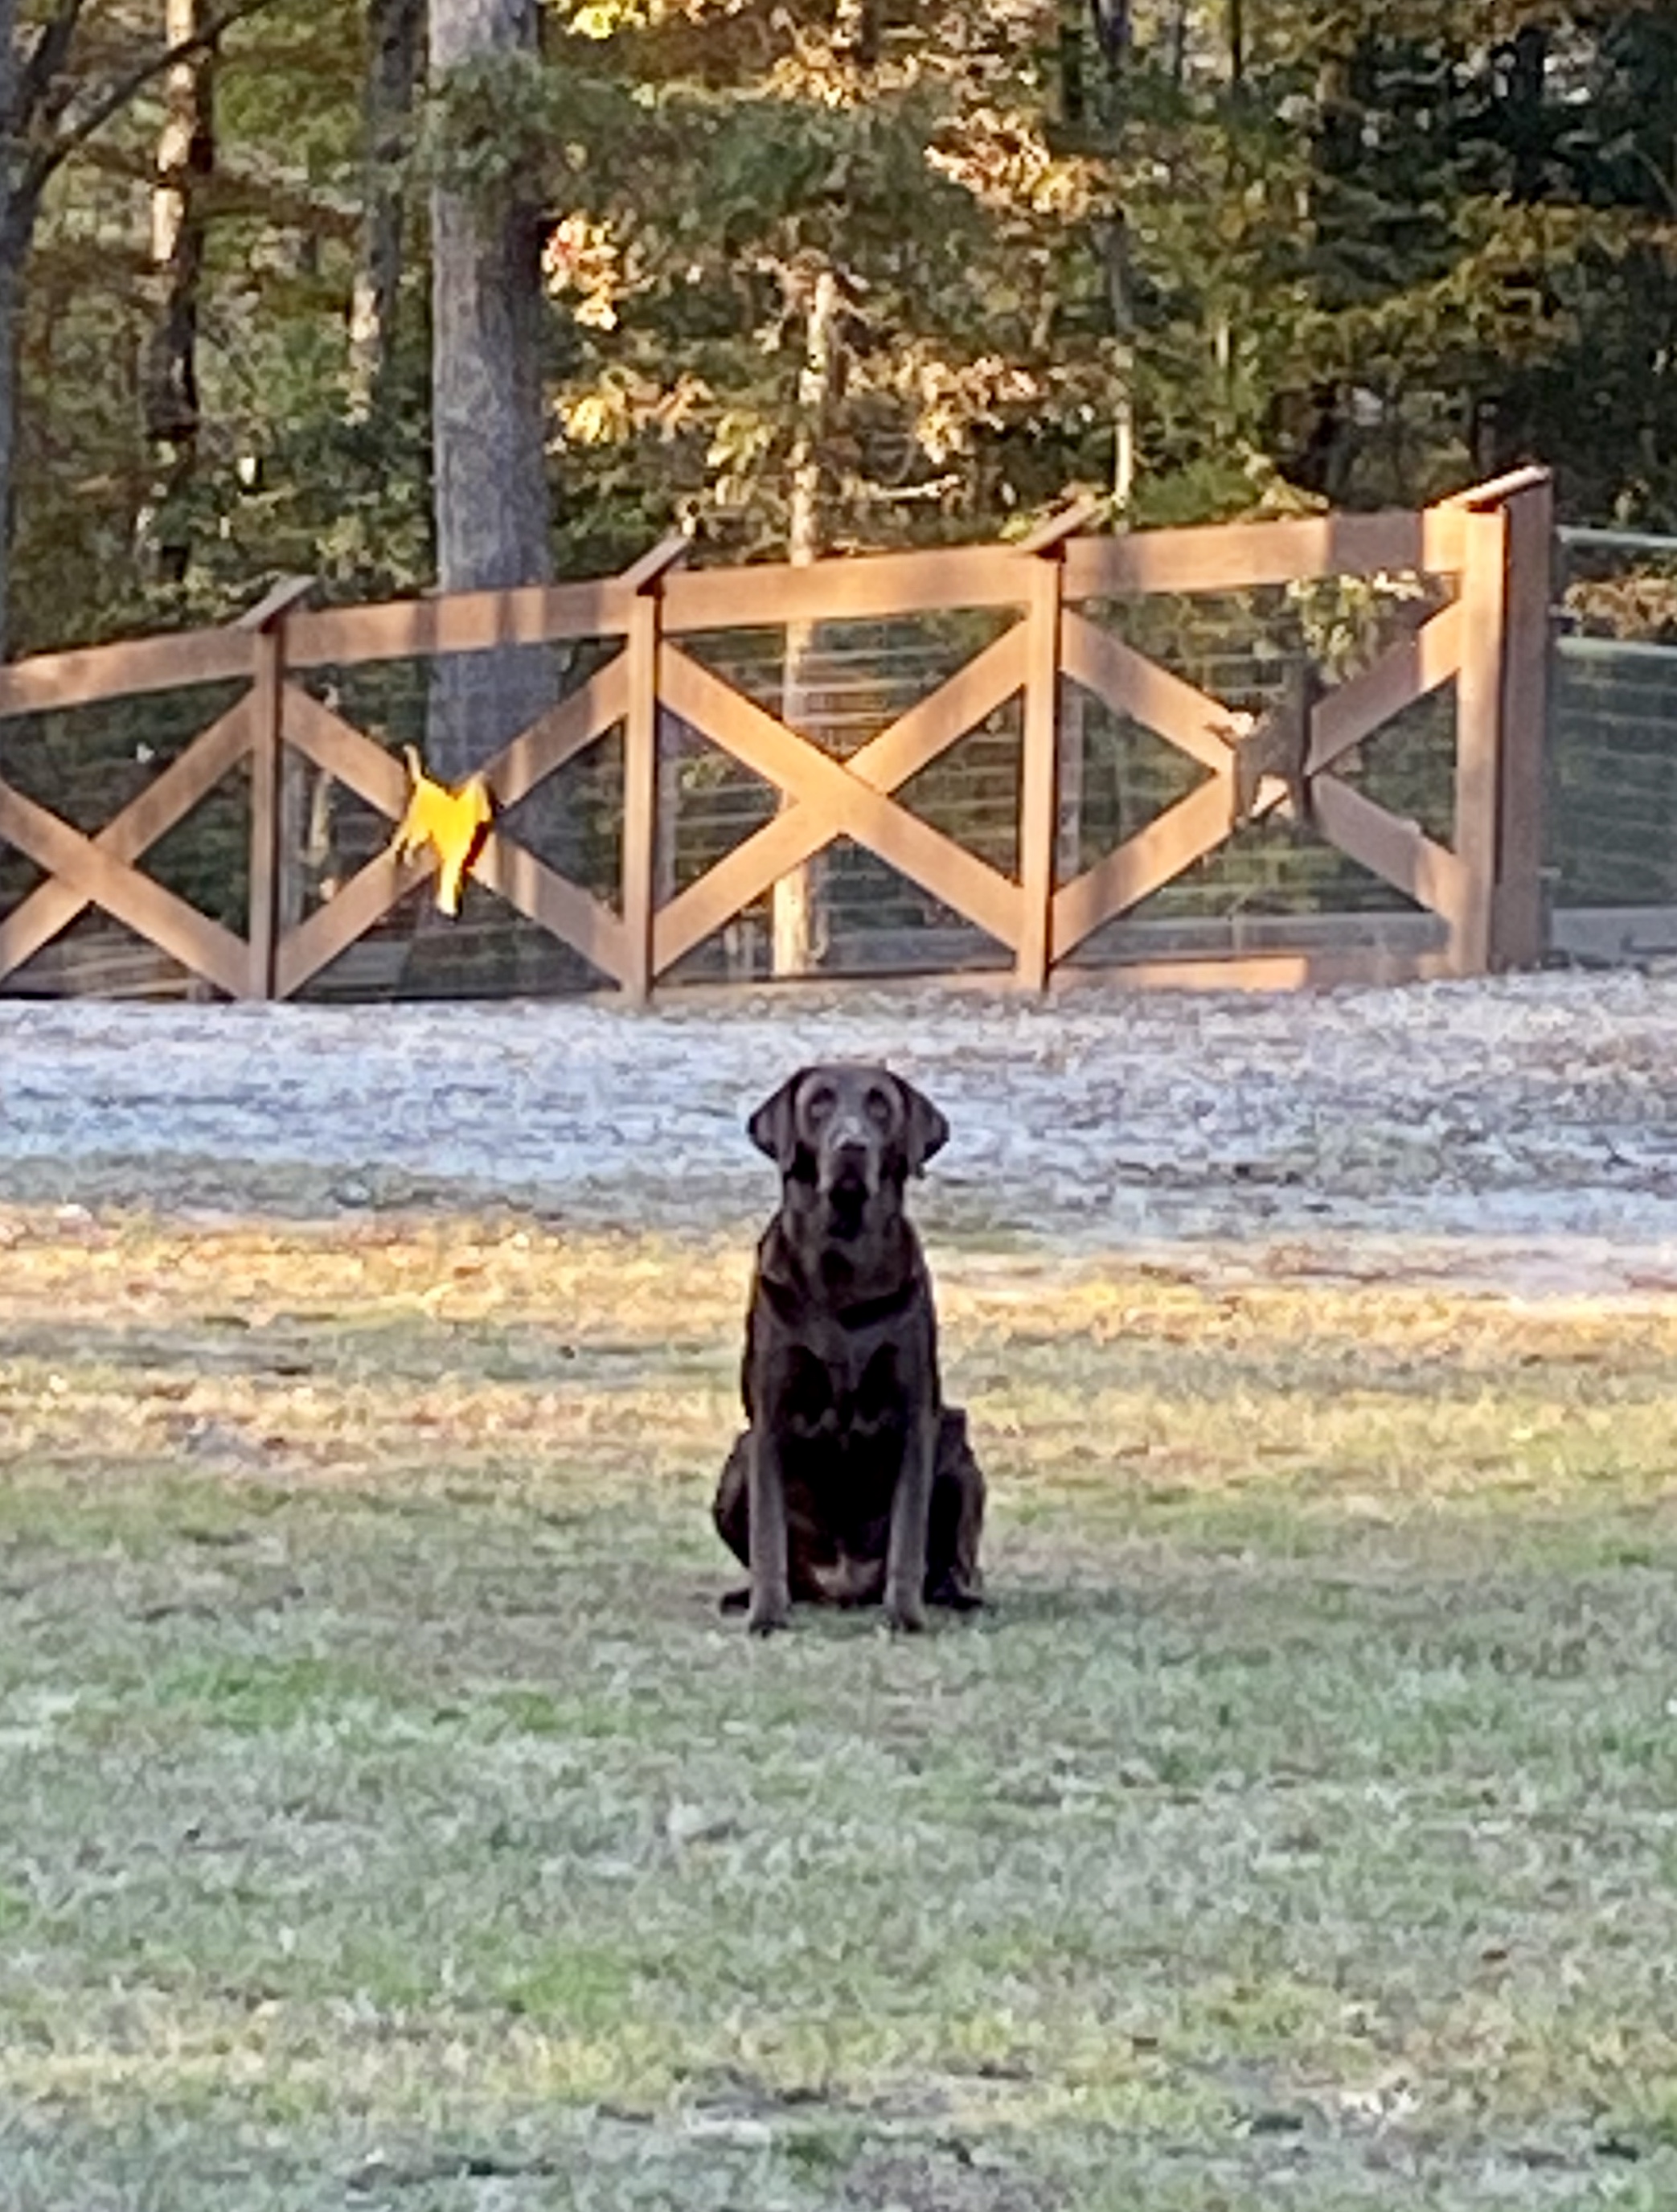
[
  {"x1": 785, "y1": 1319, "x2": 907, "y2": 1439},
  {"x1": 756, "y1": 1274, "x2": 923, "y2": 1443}
]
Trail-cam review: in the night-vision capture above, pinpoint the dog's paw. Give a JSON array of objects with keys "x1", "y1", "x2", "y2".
[
  {"x1": 884, "y1": 1590, "x2": 927, "y2": 1635},
  {"x1": 746, "y1": 1586, "x2": 791, "y2": 1635},
  {"x1": 925, "y1": 1575, "x2": 985, "y2": 1613}
]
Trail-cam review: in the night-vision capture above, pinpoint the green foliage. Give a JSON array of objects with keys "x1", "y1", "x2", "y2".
[{"x1": 6, "y1": 0, "x2": 1677, "y2": 657}]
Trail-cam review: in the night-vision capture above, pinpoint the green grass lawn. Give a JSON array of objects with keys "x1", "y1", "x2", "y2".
[{"x1": 2, "y1": 1206, "x2": 1675, "y2": 2209}]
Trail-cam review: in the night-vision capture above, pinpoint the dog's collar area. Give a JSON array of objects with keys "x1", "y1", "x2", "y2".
[
  {"x1": 758, "y1": 1270, "x2": 921, "y2": 1333},
  {"x1": 831, "y1": 1278, "x2": 921, "y2": 1330},
  {"x1": 819, "y1": 1182, "x2": 871, "y2": 1239}
]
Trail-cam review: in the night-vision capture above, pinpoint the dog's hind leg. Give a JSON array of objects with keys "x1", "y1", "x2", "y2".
[
  {"x1": 712, "y1": 1432, "x2": 753, "y2": 1611},
  {"x1": 925, "y1": 1407, "x2": 986, "y2": 1610}
]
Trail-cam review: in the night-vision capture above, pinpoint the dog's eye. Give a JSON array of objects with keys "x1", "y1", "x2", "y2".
[
  {"x1": 864, "y1": 1089, "x2": 893, "y2": 1128},
  {"x1": 805, "y1": 1087, "x2": 835, "y2": 1125}
]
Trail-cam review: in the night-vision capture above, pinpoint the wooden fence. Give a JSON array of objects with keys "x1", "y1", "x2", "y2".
[{"x1": 0, "y1": 467, "x2": 1553, "y2": 1002}]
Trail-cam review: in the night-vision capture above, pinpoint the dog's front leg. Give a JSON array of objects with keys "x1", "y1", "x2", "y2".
[
  {"x1": 884, "y1": 1408, "x2": 937, "y2": 1633},
  {"x1": 747, "y1": 1426, "x2": 792, "y2": 1635}
]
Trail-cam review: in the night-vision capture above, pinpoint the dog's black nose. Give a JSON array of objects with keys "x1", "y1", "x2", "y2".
[{"x1": 822, "y1": 1138, "x2": 876, "y2": 1197}]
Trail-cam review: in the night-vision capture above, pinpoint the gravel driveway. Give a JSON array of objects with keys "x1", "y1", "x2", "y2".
[{"x1": 3, "y1": 971, "x2": 1676, "y2": 1293}]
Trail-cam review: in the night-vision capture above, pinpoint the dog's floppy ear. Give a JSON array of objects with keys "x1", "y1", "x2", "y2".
[
  {"x1": 894, "y1": 1075, "x2": 949, "y2": 1175},
  {"x1": 748, "y1": 1070, "x2": 807, "y2": 1165}
]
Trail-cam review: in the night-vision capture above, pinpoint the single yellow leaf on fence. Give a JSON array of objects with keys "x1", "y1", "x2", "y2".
[{"x1": 389, "y1": 745, "x2": 494, "y2": 917}]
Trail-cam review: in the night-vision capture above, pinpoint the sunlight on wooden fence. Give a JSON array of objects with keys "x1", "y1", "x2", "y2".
[{"x1": 0, "y1": 471, "x2": 1552, "y2": 1002}]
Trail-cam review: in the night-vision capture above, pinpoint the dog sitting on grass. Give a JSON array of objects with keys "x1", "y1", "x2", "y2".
[{"x1": 712, "y1": 1063, "x2": 986, "y2": 1633}]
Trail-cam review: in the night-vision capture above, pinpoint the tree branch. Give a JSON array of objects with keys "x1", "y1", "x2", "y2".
[
  {"x1": 16, "y1": 0, "x2": 294, "y2": 206},
  {"x1": 14, "y1": 0, "x2": 91, "y2": 135}
]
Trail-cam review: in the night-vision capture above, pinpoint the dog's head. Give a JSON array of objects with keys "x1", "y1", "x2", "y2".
[{"x1": 748, "y1": 1065, "x2": 949, "y2": 1219}]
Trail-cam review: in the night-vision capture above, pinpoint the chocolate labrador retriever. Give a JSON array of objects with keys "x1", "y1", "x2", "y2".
[{"x1": 712, "y1": 1063, "x2": 986, "y2": 1633}]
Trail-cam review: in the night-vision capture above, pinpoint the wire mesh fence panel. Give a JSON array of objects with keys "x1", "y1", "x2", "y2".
[
  {"x1": 657, "y1": 715, "x2": 780, "y2": 895},
  {"x1": 1550, "y1": 643, "x2": 1677, "y2": 906},
  {"x1": 0, "y1": 490, "x2": 1547, "y2": 1000},
  {"x1": 285, "y1": 639, "x2": 625, "y2": 1001},
  {"x1": 660, "y1": 611, "x2": 1019, "y2": 983},
  {"x1": 1068, "y1": 814, "x2": 1441, "y2": 970},
  {"x1": 0, "y1": 679, "x2": 252, "y2": 996},
  {"x1": 892, "y1": 709, "x2": 1022, "y2": 884},
  {"x1": 1057, "y1": 690, "x2": 1207, "y2": 880},
  {"x1": 801, "y1": 835, "x2": 1015, "y2": 979},
  {"x1": 1064, "y1": 577, "x2": 1453, "y2": 963},
  {"x1": 1548, "y1": 530, "x2": 1677, "y2": 961},
  {"x1": 1085, "y1": 572, "x2": 1454, "y2": 696},
  {"x1": 1339, "y1": 685, "x2": 1458, "y2": 852},
  {"x1": 673, "y1": 612, "x2": 1014, "y2": 751}
]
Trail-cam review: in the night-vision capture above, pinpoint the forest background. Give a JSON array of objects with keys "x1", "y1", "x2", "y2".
[{"x1": 0, "y1": 0, "x2": 1670, "y2": 672}]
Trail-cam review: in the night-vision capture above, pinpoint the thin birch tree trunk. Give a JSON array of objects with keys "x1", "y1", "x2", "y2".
[
  {"x1": 348, "y1": 0, "x2": 423, "y2": 420},
  {"x1": 772, "y1": 262, "x2": 839, "y2": 977},
  {"x1": 138, "y1": 0, "x2": 215, "y2": 587}
]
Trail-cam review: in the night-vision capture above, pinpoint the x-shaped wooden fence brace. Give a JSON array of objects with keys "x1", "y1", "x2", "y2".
[
  {"x1": 0, "y1": 557, "x2": 667, "y2": 1002},
  {"x1": 0, "y1": 589, "x2": 305, "y2": 999},
  {"x1": 268, "y1": 533, "x2": 692, "y2": 1000},
  {"x1": 273, "y1": 655, "x2": 634, "y2": 999},
  {"x1": 0, "y1": 697, "x2": 252, "y2": 997},
  {"x1": 646, "y1": 507, "x2": 1505, "y2": 987},
  {"x1": 1048, "y1": 593, "x2": 1482, "y2": 966},
  {"x1": 276, "y1": 611, "x2": 1036, "y2": 1000},
  {"x1": 0, "y1": 475, "x2": 1548, "y2": 999},
  {"x1": 0, "y1": 585, "x2": 1466, "y2": 999}
]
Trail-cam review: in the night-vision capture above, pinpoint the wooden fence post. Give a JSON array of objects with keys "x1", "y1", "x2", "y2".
[
  {"x1": 236, "y1": 576, "x2": 314, "y2": 1000},
  {"x1": 618, "y1": 533, "x2": 689, "y2": 1004},
  {"x1": 1015, "y1": 500, "x2": 1099, "y2": 990},
  {"x1": 1491, "y1": 471, "x2": 1554, "y2": 969},
  {"x1": 1451, "y1": 504, "x2": 1511, "y2": 976}
]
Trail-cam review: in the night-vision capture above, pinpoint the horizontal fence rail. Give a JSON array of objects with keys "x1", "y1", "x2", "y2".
[{"x1": 0, "y1": 473, "x2": 1554, "y2": 1003}]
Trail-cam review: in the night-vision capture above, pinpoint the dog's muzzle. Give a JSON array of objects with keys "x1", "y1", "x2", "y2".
[{"x1": 817, "y1": 1116, "x2": 882, "y2": 1200}]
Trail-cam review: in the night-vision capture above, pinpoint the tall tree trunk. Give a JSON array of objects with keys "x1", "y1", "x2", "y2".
[
  {"x1": 1506, "y1": 23, "x2": 1547, "y2": 203},
  {"x1": 1300, "y1": 50, "x2": 1359, "y2": 503},
  {"x1": 139, "y1": 0, "x2": 215, "y2": 589},
  {"x1": 1167, "y1": 0, "x2": 1188, "y2": 85},
  {"x1": 0, "y1": 0, "x2": 283, "y2": 664},
  {"x1": 1101, "y1": 213, "x2": 1137, "y2": 514},
  {"x1": 427, "y1": 0, "x2": 552, "y2": 785},
  {"x1": 1089, "y1": 0, "x2": 1129, "y2": 66},
  {"x1": 0, "y1": 0, "x2": 24, "y2": 665},
  {"x1": 1058, "y1": 0, "x2": 1085, "y2": 128},
  {"x1": 1092, "y1": 6, "x2": 1136, "y2": 514},
  {"x1": 0, "y1": 232, "x2": 22, "y2": 668},
  {"x1": 349, "y1": 0, "x2": 424, "y2": 419},
  {"x1": 772, "y1": 261, "x2": 840, "y2": 979},
  {"x1": 1080, "y1": 2, "x2": 1139, "y2": 896}
]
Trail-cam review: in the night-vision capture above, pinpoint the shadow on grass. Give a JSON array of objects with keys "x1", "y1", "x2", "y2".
[{"x1": 686, "y1": 1578, "x2": 1137, "y2": 1636}]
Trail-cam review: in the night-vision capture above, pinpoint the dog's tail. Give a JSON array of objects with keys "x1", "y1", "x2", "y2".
[{"x1": 810, "y1": 1553, "x2": 887, "y2": 1607}]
